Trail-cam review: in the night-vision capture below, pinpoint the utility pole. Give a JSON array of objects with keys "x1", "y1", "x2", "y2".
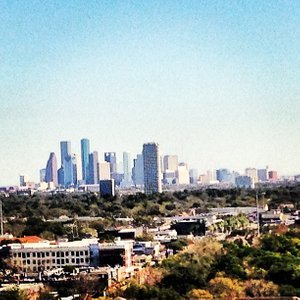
[{"x1": 0, "y1": 199, "x2": 3, "y2": 236}]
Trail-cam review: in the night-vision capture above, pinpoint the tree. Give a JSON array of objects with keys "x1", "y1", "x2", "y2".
[
  {"x1": 187, "y1": 289, "x2": 213, "y2": 300},
  {"x1": 208, "y1": 277, "x2": 245, "y2": 299},
  {"x1": 244, "y1": 279, "x2": 279, "y2": 297}
]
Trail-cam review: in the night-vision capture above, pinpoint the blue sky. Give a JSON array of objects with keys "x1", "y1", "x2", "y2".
[{"x1": 1, "y1": 1, "x2": 300, "y2": 185}]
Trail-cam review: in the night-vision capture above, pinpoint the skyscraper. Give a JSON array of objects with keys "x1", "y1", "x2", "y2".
[
  {"x1": 81, "y1": 138, "x2": 90, "y2": 183},
  {"x1": 60, "y1": 141, "x2": 73, "y2": 187},
  {"x1": 104, "y1": 152, "x2": 117, "y2": 175},
  {"x1": 143, "y1": 143, "x2": 162, "y2": 194},
  {"x1": 122, "y1": 151, "x2": 132, "y2": 187},
  {"x1": 45, "y1": 152, "x2": 58, "y2": 186},
  {"x1": 132, "y1": 154, "x2": 144, "y2": 186},
  {"x1": 88, "y1": 151, "x2": 99, "y2": 184},
  {"x1": 163, "y1": 155, "x2": 178, "y2": 172}
]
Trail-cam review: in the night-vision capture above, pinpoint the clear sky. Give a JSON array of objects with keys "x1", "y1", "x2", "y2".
[{"x1": 1, "y1": 0, "x2": 300, "y2": 185}]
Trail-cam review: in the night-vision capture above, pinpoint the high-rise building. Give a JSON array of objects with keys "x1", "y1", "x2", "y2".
[
  {"x1": 143, "y1": 143, "x2": 162, "y2": 194},
  {"x1": 216, "y1": 169, "x2": 231, "y2": 183},
  {"x1": 176, "y1": 163, "x2": 190, "y2": 185},
  {"x1": 99, "y1": 162, "x2": 111, "y2": 180},
  {"x1": 72, "y1": 154, "x2": 78, "y2": 186},
  {"x1": 99, "y1": 179, "x2": 115, "y2": 197},
  {"x1": 163, "y1": 155, "x2": 178, "y2": 172},
  {"x1": 60, "y1": 141, "x2": 73, "y2": 187},
  {"x1": 258, "y1": 168, "x2": 268, "y2": 182},
  {"x1": 245, "y1": 168, "x2": 258, "y2": 187},
  {"x1": 104, "y1": 152, "x2": 117, "y2": 175},
  {"x1": 206, "y1": 169, "x2": 217, "y2": 184},
  {"x1": 19, "y1": 174, "x2": 28, "y2": 187},
  {"x1": 40, "y1": 169, "x2": 46, "y2": 183},
  {"x1": 81, "y1": 138, "x2": 90, "y2": 183},
  {"x1": 122, "y1": 152, "x2": 132, "y2": 187},
  {"x1": 45, "y1": 152, "x2": 58, "y2": 186},
  {"x1": 235, "y1": 175, "x2": 252, "y2": 188},
  {"x1": 132, "y1": 154, "x2": 144, "y2": 186},
  {"x1": 268, "y1": 170, "x2": 278, "y2": 182},
  {"x1": 88, "y1": 151, "x2": 99, "y2": 184},
  {"x1": 189, "y1": 168, "x2": 198, "y2": 184}
]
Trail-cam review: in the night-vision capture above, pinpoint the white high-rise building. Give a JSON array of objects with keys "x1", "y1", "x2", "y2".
[
  {"x1": 245, "y1": 168, "x2": 258, "y2": 187},
  {"x1": 99, "y1": 162, "x2": 111, "y2": 180},
  {"x1": 121, "y1": 152, "x2": 132, "y2": 188},
  {"x1": 143, "y1": 143, "x2": 162, "y2": 194},
  {"x1": 176, "y1": 163, "x2": 190, "y2": 185},
  {"x1": 163, "y1": 155, "x2": 178, "y2": 172}
]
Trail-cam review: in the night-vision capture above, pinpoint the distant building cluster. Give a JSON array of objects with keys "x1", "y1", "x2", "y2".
[{"x1": 14, "y1": 139, "x2": 287, "y2": 195}]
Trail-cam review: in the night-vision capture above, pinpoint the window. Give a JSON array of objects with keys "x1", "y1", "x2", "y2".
[
  {"x1": 85, "y1": 251, "x2": 88, "y2": 256},
  {"x1": 56, "y1": 252, "x2": 60, "y2": 257},
  {"x1": 71, "y1": 251, "x2": 75, "y2": 256},
  {"x1": 61, "y1": 259, "x2": 65, "y2": 264},
  {"x1": 52, "y1": 259, "x2": 55, "y2": 264},
  {"x1": 33, "y1": 260, "x2": 36, "y2": 264},
  {"x1": 46, "y1": 252, "x2": 50, "y2": 257},
  {"x1": 76, "y1": 258, "x2": 80, "y2": 264},
  {"x1": 71, "y1": 259, "x2": 75, "y2": 263},
  {"x1": 57, "y1": 259, "x2": 60, "y2": 264},
  {"x1": 66, "y1": 252, "x2": 69, "y2": 256},
  {"x1": 80, "y1": 251, "x2": 83, "y2": 256},
  {"x1": 66, "y1": 259, "x2": 69, "y2": 264},
  {"x1": 37, "y1": 253, "x2": 41, "y2": 258},
  {"x1": 27, "y1": 260, "x2": 30, "y2": 264},
  {"x1": 32, "y1": 253, "x2": 36, "y2": 257},
  {"x1": 22, "y1": 253, "x2": 26, "y2": 258}
]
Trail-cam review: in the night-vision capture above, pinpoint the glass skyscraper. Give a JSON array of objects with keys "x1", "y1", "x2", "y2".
[
  {"x1": 81, "y1": 138, "x2": 90, "y2": 183},
  {"x1": 143, "y1": 143, "x2": 162, "y2": 194}
]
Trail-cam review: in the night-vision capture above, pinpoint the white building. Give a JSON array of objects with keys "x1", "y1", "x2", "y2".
[
  {"x1": 9, "y1": 239, "x2": 98, "y2": 272},
  {"x1": 176, "y1": 163, "x2": 190, "y2": 185},
  {"x1": 99, "y1": 162, "x2": 111, "y2": 180}
]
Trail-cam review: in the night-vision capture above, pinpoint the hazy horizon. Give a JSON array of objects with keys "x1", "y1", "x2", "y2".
[{"x1": 1, "y1": 1, "x2": 300, "y2": 185}]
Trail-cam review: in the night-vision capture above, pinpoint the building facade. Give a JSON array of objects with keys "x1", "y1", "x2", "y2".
[
  {"x1": 81, "y1": 138, "x2": 90, "y2": 183},
  {"x1": 45, "y1": 152, "x2": 58, "y2": 186},
  {"x1": 143, "y1": 143, "x2": 162, "y2": 194}
]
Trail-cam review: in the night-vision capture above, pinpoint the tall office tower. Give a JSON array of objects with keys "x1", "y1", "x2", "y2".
[
  {"x1": 99, "y1": 162, "x2": 111, "y2": 180},
  {"x1": 176, "y1": 162, "x2": 190, "y2": 185},
  {"x1": 60, "y1": 141, "x2": 73, "y2": 187},
  {"x1": 81, "y1": 138, "x2": 90, "y2": 183},
  {"x1": 104, "y1": 152, "x2": 117, "y2": 174},
  {"x1": 268, "y1": 170, "x2": 278, "y2": 182},
  {"x1": 235, "y1": 175, "x2": 252, "y2": 188},
  {"x1": 72, "y1": 154, "x2": 78, "y2": 186},
  {"x1": 132, "y1": 154, "x2": 144, "y2": 186},
  {"x1": 19, "y1": 174, "x2": 28, "y2": 187},
  {"x1": 40, "y1": 169, "x2": 46, "y2": 182},
  {"x1": 163, "y1": 155, "x2": 178, "y2": 172},
  {"x1": 122, "y1": 152, "x2": 132, "y2": 185},
  {"x1": 189, "y1": 168, "x2": 198, "y2": 184},
  {"x1": 258, "y1": 168, "x2": 268, "y2": 182},
  {"x1": 88, "y1": 151, "x2": 99, "y2": 184},
  {"x1": 45, "y1": 152, "x2": 58, "y2": 186},
  {"x1": 216, "y1": 169, "x2": 231, "y2": 183},
  {"x1": 245, "y1": 168, "x2": 258, "y2": 187},
  {"x1": 143, "y1": 143, "x2": 162, "y2": 194},
  {"x1": 206, "y1": 169, "x2": 217, "y2": 184}
]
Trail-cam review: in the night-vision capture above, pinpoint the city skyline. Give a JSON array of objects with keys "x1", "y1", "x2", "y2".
[{"x1": 1, "y1": 1, "x2": 300, "y2": 185}]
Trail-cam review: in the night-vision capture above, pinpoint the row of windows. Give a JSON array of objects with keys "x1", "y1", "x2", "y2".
[
  {"x1": 13, "y1": 250, "x2": 89, "y2": 259},
  {"x1": 15, "y1": 257, "x2": 89, "y2": 266}
]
